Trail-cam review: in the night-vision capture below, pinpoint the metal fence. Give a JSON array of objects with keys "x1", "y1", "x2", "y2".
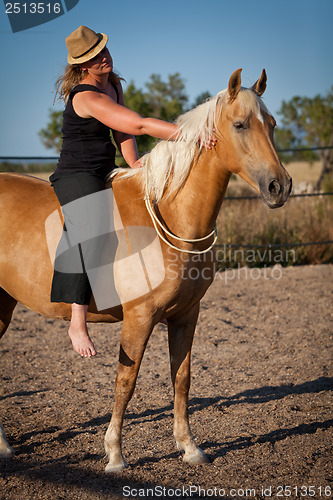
[{"x1": 1, "y1": 153, "x2": 332, "y2": 252}]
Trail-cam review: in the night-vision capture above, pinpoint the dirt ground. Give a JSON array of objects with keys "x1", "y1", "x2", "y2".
[{"x1": 0, "y1": 264, "x2": 332, "y2": 500}]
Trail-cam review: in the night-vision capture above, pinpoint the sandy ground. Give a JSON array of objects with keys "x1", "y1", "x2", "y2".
[{"x1": 0, "y1": 264, "x2": 332, "y2": 500}]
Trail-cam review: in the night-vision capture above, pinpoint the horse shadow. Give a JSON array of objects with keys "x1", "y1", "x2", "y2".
[
  {"x1": 188, "y1": 376, "x2": 333, "y2": 413},
  {"x1": 128, "y1": 376, "x2": 333, "y2": 463},
  {"x1": 1, "y1": 454, "x2": 193, "y2": 499},
  {"x1": 199, "y1": 418, "x2": 333, "y2": 462},
  {"x1": 194, "y1": 376, "x2": 333, "y2": 461},
  {"x1": 1, "y1": 389, "x2": 49, "y2": 401},
  {"x1": 6, "y1": 377, "x2": 332, "y2": 465},
  {"x1": 124, "y1": 376, "x2": 332, "y2": 422}
]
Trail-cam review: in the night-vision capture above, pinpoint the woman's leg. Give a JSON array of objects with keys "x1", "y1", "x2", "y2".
[
  {"x1": 51, "y1": 172, "x2": 108, "y2": 357},
  {"x1": 69, "y1": 303, "x2": 96, "y2": 357}
]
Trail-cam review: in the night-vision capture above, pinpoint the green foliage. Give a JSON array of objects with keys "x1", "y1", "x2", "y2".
[
  {"x1": 145, "y1": 73, "x2": 188, "y2": 120},
  {"x1": 123, "y1": 73, "x2": 190, "y2": 155},
  {"x1": 192, "y1": 91, "x2": 212, "y2": 107},
  {"x1": 122, "y1": 81, "x2": 155, "y2": 155},
  {"x1": 274, "y1": 127, "x2": 317, "y2": 164},
  {"x1": 279, "y1": 89, "x2": 333, "y2": 146},
  {"x1": 276, "y1": 87, "x2": 333, "y2": 187},
  {"x1": 321, "y1": 173, "x2": 333, "y2": 192},
  {"x1": 39, "y1": 109, "x2": 63, "y2": 153},
  {"x1": 122, "y1": 73, "x2": 211, "y2": 155},
  {"x1": 123, "y1": 81, "x2": 152, "y2": 116}
]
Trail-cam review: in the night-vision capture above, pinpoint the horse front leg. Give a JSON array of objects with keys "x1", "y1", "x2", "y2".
[
  {"x1": 104, "y1": 314, "x2": 154, "y2": 472},
  {"x1": 168, "y1": 303, "x2": 209, "y2": 465}
]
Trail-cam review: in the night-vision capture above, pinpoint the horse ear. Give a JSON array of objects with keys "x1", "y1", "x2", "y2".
[
  {"x1": 228, "y1": 68, "x2": 242, "y2": 102},
  {"x1": 252, "y1": 69, "x2": 267, "y2": 96}
]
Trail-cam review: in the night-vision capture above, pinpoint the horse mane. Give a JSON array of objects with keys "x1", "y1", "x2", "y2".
[{"x1": 110, "y1": 87, "x2": 269, "y2": 202}]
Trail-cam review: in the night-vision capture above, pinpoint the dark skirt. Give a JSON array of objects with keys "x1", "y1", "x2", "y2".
[{"x1": 50, "y1": 171, "x2": 109, "y2": 305}]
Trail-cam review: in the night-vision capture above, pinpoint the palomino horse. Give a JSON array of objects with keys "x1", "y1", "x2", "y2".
[{"x1": 0, "y1": 69, "x2": 291, "y2": 471}]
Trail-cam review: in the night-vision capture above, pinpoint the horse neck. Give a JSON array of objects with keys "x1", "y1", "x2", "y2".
[{"x1": 160, "y1": 143, "x2": 231, "y2": 239}]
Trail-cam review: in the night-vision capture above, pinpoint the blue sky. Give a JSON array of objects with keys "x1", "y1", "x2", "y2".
[{"x1": 0, "y1": 0, "x2": 332, "y2": 157}]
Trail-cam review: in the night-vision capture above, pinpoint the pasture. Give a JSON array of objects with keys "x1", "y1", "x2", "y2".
[{"x1": 1, "y1": 264, "x2": 332, "y2": 499}]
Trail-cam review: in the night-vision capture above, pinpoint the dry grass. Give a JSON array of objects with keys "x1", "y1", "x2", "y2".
[
  {"x1": 283, "y1": 161, "x2": 322, "y2": 185},
  {"x1": 227, "y1": 161, "x2": 322, "y2": 195},
  {"x1": 217, "y1": 161, "x2": 333, "y2": 268},
  {"x1": 217, "y1": 193, "x2": 333, "y2": 268}
]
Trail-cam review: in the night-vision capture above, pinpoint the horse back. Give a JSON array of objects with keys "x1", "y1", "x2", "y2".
[
  {"x1": 0, "y1": 173, "x2": 62, "y2": 315},
  {"x1": 0, "y1": 173, "x2": 58, "y2": 225},
  {"x1": 0, "y1": 173, "x2": 122, "y2": 322}
]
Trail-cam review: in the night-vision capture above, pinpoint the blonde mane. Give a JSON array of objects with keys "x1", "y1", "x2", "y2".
[{"x1": 111, "y1": 87, "x2": 269, "y2": 202}]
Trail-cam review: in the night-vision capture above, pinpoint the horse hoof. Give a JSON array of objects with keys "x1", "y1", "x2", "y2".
[
  {"x1": 0, "y1": 445, "x2": 15, "y2": 459},
  {"x1": 105, "y1": 459, "x2": 128, "y2": 473},
  {"x1": 0, "y1": 424, "x2": 15, "y2": 459},
  {"x1": 183, "y1": 447, "x2": 209, "y2": 465}
]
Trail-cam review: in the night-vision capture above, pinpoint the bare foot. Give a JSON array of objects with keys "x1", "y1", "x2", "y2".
[{"x1": 68, "y1": 326, "x2": 96, "y2": 357}]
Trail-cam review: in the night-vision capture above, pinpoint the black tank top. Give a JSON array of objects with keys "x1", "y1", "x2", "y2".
[{"x1": 50, "y1": 84, "x2": 118, "y2": 181}]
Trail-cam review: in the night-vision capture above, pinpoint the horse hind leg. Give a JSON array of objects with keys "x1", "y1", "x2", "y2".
[
  {"x1": 168, "y1": 303, "x2": 209, "y2": 465},
  {"x1": 0, "y1": 287, "x2": 17, "y2": 339},
  {"x1": 0, "y1": 287, "x2": 17, "y2": 458}
]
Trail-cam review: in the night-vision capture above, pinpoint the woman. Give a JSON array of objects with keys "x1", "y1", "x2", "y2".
[{"x1": 50, "y1": 26, "x2": 214, "y2": 358}]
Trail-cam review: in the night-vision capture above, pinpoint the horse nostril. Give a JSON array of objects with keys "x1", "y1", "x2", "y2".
[{"x1": 268, "y1": 179, "x2": 281, "y2": 196}]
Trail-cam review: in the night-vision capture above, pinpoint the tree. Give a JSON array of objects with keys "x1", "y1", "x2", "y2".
[
  {"x1": 123, "y1": 73, "x2": 189, "y2": 154},
  {"x1": 192, "y1": 91, "x2": 212, "y2": 108},
  {"x1": 39, "y1": 109, "x2": 63, "y2": 153},
  {"x1": 145, "y1": 73, "x2": 188, "y2": 121},
  {"x1": 276, "y1": 87, "x2": 333, "y2": 188},
  {"x1": 123, "y1": 81, "x2": 154, "y2": 155}
]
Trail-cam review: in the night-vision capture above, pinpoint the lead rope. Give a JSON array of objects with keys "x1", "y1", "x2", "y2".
[{"x1": 143, "y1": 162, "x2": 218, "y2": 255}]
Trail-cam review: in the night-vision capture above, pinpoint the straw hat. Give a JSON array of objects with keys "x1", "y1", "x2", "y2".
[{"x1": 66, "y1": 25, "x2": 108, "y2": 65}]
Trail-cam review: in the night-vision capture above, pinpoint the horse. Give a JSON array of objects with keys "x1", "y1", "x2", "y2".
[{"x1": 0, "y1": 69, "x2": 292, "y2": 472}]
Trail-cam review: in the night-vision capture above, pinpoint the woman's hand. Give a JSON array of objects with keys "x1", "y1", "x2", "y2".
[
  {"x1": 132, "y1": 157, "x2": 145, "y2": 169},
  {"x1": 201, "y1": 129, "x2": 217, "y2": 150}
]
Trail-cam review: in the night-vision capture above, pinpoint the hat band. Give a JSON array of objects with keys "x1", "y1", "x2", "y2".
[{"x1": 71, "y1": 34, "x2": 103, "y2": 60}]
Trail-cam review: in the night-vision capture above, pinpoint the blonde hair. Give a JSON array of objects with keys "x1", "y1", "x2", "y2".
[{"x1": 55, "y1": 64, "x2": 123, "y2": 102}]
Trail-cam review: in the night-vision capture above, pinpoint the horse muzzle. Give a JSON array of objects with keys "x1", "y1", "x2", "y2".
[{"x1": 259, "y1": 173, "x2": 292, "y2": 208}]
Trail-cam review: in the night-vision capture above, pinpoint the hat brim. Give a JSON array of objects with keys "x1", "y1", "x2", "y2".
[{"x1": 67, "y1": 33, "x2": 108, "y2": 65}]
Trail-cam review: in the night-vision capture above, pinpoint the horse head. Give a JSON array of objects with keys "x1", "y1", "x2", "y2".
[{"x1": 218, "y1": 68, "x2": 292, "y2": 208}]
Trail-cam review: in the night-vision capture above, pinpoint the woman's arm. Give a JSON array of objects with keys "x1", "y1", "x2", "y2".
[
  {"x1": 113, "y1": 132, "x2": 139, "y2": 168},
  {"x1": 73, "y1": 90, "x2": 180, "y2": 140}
]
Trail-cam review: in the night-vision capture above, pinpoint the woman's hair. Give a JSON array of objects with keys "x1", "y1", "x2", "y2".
[{"x1": 55, "y1": 64, "x2": 124, "y2": 102}]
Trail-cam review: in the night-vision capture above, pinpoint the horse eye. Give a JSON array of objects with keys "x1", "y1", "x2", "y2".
[{"x1": 234, "y1": 122, "x2": 245, "y2": 130}]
